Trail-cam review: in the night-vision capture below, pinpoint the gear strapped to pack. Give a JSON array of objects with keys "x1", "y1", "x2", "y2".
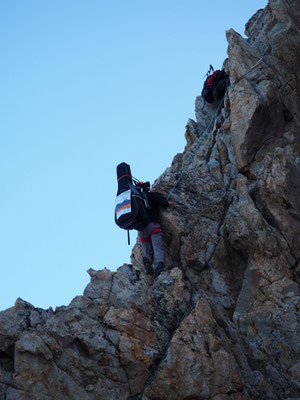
[{"x1": 115, "y1": 162, "x2": 151, "y2": 244}]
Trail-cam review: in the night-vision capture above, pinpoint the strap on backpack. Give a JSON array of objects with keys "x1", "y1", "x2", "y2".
[
  {"x1": 129, "y1": 183, "x2": 151, "y2": 210},
  {"x1": 127, "y1": 230, "x2": 130, "y2": 245}
]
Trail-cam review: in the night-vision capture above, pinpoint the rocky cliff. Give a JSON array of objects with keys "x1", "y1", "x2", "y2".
[{"x1": 1, "y1": 1, "x2": 300, "y2": 399}]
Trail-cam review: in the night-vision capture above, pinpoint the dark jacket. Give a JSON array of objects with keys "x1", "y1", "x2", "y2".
[
  {"x1": 146, "y1": 192, "x2": 169, "y2": 222},
  {"x1": 202, "y1": 69, "x2": 229, "y2": 104}
]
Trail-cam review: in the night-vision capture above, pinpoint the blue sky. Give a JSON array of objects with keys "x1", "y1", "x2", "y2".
[{"x1": 0, "y1": 0, "x2": 267, "y2": 311}]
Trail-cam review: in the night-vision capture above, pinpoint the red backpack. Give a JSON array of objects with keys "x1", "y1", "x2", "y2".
[
  {"x1": 206, "y1": 70, "x2": 221, "y2": 86},
  {"x1": 201, "y1": 67, "x2": 226, "y2": 103}
]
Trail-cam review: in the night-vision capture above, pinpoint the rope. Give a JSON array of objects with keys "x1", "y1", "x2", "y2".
[
  {"x1": 166, "y1": 94, "x2": 226, "y2": 201},
  {"x1": 232, "y1": 58, "x2": 263, "y2": 86},
  {"x1": 166, "y1": 58, "x2": 263, "y2": 202}
]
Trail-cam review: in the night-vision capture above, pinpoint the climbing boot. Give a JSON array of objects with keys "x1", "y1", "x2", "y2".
[
  {"x1": 154, "y1": 262, "x2": 164, "y2": 278},
  {"x1": 143, "y1": 257, "x2": 154, "y2": 275}
]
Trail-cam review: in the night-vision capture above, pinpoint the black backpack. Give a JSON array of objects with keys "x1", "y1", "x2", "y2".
[
  {"x1": 115, "y1": 162, "x2": 150, "y2": 232},
  {"x1": 201, "y1": 66, "x2": 228, "y2": 103}
]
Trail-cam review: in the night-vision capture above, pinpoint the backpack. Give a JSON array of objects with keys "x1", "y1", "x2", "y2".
[
  {"x1": 115, "y1": 162, "x2": 151, "y2": 232},
  {"x1": 201, "y1": 68, "x2": 222, "y2": 103}
]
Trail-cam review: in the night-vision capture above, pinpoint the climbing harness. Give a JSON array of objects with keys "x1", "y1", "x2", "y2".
[{"x1": 166, "y1": 58, "x2": 263, "y2": 202}]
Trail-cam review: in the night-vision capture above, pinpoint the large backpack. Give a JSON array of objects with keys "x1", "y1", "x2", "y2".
[
  {"x1": 201, "y1": 65, "x2": 229, "y2": 104},
  {"x1": 201, "y1": 69, "x2": 222, "y2": 103},
  {"x1": 115, "y1": 162, "x2": 150, "y2": 232}
]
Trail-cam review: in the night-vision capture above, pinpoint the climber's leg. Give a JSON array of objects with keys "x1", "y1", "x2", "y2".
[
  {"x1": 150, "y1": 225, "x2": 164, "y2": 268},
  {"x1": 139, "y1": 224, "x2": 154, "y2": 274}
]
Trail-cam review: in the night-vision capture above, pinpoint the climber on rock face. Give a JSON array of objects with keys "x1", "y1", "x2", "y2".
[
  {"x1": 201, "y1": 66, "x2": 230, "y2": 104},
  {"x1": 137, "y1": 188, "x2": 172, "y2": 277},
  {"x1": 115, "y1": 162, "x2": 172, "y2": 278}
]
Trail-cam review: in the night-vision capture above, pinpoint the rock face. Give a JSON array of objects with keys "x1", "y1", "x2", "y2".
[{"x1": 1, "y1": 1, "x2": 300, "y2": 399}]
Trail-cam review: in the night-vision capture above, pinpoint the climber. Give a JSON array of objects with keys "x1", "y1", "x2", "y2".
[
  {"x1": 201, "y1": 66, "x2": 230, "y2": 104},
  {"x1": 115, "y1": 162, "x2": 172, "y2": 278},
  {"x1": 137, "y1": 186, "x2": 172, "y2": 278}
]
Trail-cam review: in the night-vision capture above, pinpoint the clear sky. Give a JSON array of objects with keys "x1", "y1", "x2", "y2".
[{"x1": 0, "y1": 0, "x2": 267, "y2": 311}]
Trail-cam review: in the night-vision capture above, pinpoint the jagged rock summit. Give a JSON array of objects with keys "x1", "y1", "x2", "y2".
[{"x1": 1, "y1": 1, "x2": 300, "y2": 399}]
